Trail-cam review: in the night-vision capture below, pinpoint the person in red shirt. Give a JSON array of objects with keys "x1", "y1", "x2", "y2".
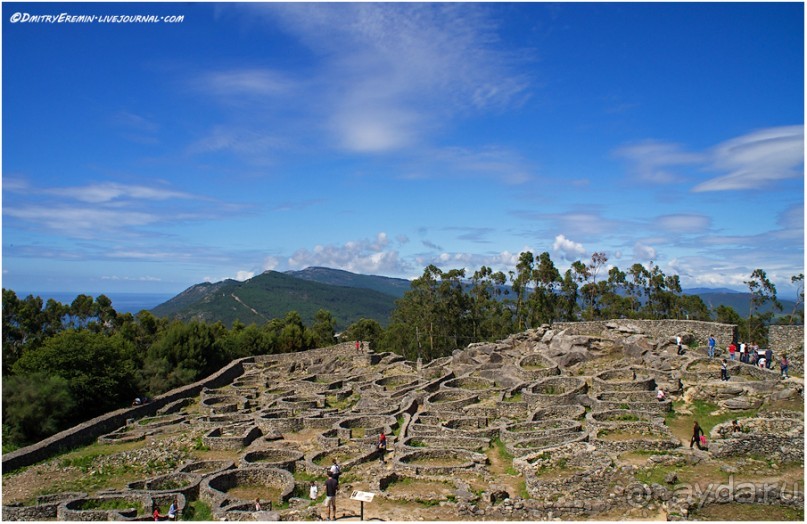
[{"x1": 728, "y1": 342, "x2": 737, "y2": 360}]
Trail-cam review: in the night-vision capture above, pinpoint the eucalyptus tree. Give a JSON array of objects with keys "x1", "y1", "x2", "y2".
[
  {"x1": 744, "y1": 268, "x2": 782, "y2": 343},
  {"x1": 469, "y1": 265, "x2": 510, "y2": 340},
  {"x1": 510, "y1": 251, "x2": 535, "y2": 331},
  {"x1": 627, "y1": 263, "x2": 650, "y2": 316},
  {"x1": 787, "y1": 273, "x2": 804, "y2": 324},
  {"x1": 529, "y1": 252, "x2": 561, "y2": 325}
]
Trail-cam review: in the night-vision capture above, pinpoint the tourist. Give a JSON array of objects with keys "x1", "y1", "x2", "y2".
[
  {"x1": 708, "y1": 335, "x2": 716, "y2": 358},
  {"x1": 254, "y1": 498, "x2": 261, "y2": 511},
  {"x1": 329, "y1": 458, "x2": 341, "y2": 484},
  {"x1": 758, "y1": 355, "x2": 766, "y2": 369},
  {"x1": 690, "y1": 421, "x2": 704, "y2": 450},
  {"x1": 324, "y1": 470, "x2": 338, "y2": 521},
  {"x1": 780, "y1": 355, "x2": 789, "y2": 379},
  {"x1": 656, "y1": 388, "x2": 666, "y2": 402},
  {"x1": 749, "y1": 350, "x2": 758, "y2": 365},
  {"x1": 738, "y1": 342, "x2": 746, "y2": 363},
  {"x1": 152, "y1": 505, "x2": 165, "y2": 521},
  {"x1": 168, "y1": 498, "x2": 178, "y2": 520},
  {"x1": 378, "y1": 432, "x2": 387, "y2": 462},
  {"x1": 676, "y1": 335, "x2": 684, "y2": 355},
  {"x1": 765, "y1": 348, "x2": 773, "y2": 369},
  {"x1": 309, "y1": 481, "x2": 319, "y2": 500},
  {"x1": 721, "y1": 359, "x2": 728, "y2": 381},
  {"x1": 732, "y1": 420, "x2": 742, "y2": 433},
  {"x1": 728, "y1": 342, "x2": 736, "y2": 360}
]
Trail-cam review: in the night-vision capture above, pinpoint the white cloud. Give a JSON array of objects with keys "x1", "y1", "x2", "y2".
[
  {"x1": 615, "y1": 126, "x2": 804, "y2": 192},
  {"x1": 552, "y1": 234, "x2": 586, "y2": 261},
  {"x1": 614, "y1": 140, "x2": 704, "y2": 184},
  {"x1": 235, "y1": 270, "x2": 255, "y2": 281},
  {"x1": 694, "y1": 125, "x2": 804, "y2": 192},
  {"x1": 287, "y1": 233, "x2": 408, "y2": 275},
  {"x1": 44, "y1": 182, "x2": 197, "y2": 204},
  {"x1": 262, "y1": 257, "x2": 280, "y2": 271},
  {"x1": 656, "y1": 214, "x2": 711, "y2": 233},
  {"x1": 101, "y1": 275, "x2": 162, "y2": 282},
  {"x1": 240, "y1": 3, "x2": 531, "y2": 153},
  {"x1": 633, "y1": 242, "x2": 657, "y2": 261},
  {"x1": 201, "y1": 68, "x2": 294, "y2": 97}
]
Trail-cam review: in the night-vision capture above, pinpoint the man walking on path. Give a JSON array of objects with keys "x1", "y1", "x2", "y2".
[{"x1": 708, "y1": 335, "x2": 716, "y2": 358}]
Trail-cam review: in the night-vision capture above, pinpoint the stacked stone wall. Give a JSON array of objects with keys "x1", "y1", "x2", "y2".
[
  {"x1": 2, "y1": 356, "x2": 252, "y2": 473},
  {"x1": 554, "y1": 319, "x2": 737, "y2": 349},
  {"x1": 768, "y1": 324, "x2": 804, "y2": 375}
]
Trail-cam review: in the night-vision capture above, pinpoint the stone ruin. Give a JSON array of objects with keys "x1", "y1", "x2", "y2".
[{"x1": 2, "y1": 320, "x2": 804, "y2": 521}]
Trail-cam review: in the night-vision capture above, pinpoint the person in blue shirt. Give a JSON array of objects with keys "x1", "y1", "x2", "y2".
[
  {"x1": 708, "y1": 335, "x2": 716, "y2": 358},
  {"x1": 167, "y1": 498, "x2": 178, "y2": 520}
]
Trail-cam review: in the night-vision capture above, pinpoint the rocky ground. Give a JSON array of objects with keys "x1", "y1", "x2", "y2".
[{"x1": 2, "y1": 322, "x2": 804, "y2": 521}]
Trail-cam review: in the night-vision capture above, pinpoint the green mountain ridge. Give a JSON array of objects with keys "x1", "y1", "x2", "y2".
[{"x1": 150, "y1": 270, "x2": 398, "y2": 329}]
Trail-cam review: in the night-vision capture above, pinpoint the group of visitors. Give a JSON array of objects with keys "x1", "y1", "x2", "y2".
[{"x1": 710, "y1": 334, "x2": 790, "y2": 379}]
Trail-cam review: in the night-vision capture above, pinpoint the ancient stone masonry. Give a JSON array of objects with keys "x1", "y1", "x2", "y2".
[
  {"x1": 768, "y1": 324, "x2": 805, "y2": 376},
  {"x1": 2, "y1": 328, "x2": 803, "y2": 521}
]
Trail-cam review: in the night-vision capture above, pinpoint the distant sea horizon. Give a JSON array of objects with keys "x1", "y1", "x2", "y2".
[{"x1": 13, "y1": 291, "x2": 175, "y2": 314}]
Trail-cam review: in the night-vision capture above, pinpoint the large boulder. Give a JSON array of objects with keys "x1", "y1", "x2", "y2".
[{"x1": 720, "y1": 397, "x2": 763, "y2": 410}]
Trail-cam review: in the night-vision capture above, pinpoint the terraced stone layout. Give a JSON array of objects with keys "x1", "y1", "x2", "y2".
[{"x1": 2, "y1": 321, "x2": 804, "y2": 521}]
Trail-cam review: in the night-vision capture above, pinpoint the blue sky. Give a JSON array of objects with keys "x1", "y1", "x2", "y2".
[{"x1": 2, "y1": 2, "x2": 804, "y2": 298}]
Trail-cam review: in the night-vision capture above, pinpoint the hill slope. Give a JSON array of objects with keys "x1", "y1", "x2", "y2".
[
  {"x1": 151, "y1": 270, "x2": 397, "y2": 328},
  {"x1": 285, "y1": 266, "x2": 411, "y2": 298}
]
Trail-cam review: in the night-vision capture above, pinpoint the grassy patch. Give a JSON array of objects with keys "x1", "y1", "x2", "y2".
[
  {"x1": 634, "y1": 464, "x2": 680, "y2": 486},
  {"x1": 77, "y1": 498, "x2": 146, "y2": 514},
  {"x1": 491, "y1": 438, "x2": 519, "y2": 476},
  {"x1": 325, "y1": 394, "x2": 358, "y2": 410},
  {"x1": 181, "y1": 500, "x2": 213, "y2": 521},
  {"x1": 666, "y1": 400, "x2": 758, "y2": 435},
  {"x1": 503, "y1": 392, "x2": 523, "y2": 403}
]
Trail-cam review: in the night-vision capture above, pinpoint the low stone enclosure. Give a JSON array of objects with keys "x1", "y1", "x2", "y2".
[{"x1": 2, "y1": 321, "x2": 804, "y2": 521}]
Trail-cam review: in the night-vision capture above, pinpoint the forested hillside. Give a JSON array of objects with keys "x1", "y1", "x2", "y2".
[{"x1": 150, "y1": 270, "x2": 397, "y2": 328}]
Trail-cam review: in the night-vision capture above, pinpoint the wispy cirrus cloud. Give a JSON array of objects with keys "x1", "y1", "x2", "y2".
[
  {"x1": 694, "y1": 125, "x2": 804, "y2": 192},
  {"x1": 614, "y1": 141, "x2": 703, "y2": 184},
  {"x1": 3, "y1": 178, "x2": 225, "y2": 240},
  {"x1": 219, "y1": 3, "x2": 532, "y2": 154},
  {"x1": 616, "y1": 126, "x2": 804, "y2": 191},
  {"x1": 655, "y1": 214, "x2": 711, "y2": 233}
]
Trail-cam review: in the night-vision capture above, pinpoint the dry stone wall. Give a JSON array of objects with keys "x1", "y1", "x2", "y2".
[
  {"x1": 768, "y1": 324, "x2": 804, "y2": 375},
  {"x1": 2, "y1": 326, "x2": 802, "y2": 522}
]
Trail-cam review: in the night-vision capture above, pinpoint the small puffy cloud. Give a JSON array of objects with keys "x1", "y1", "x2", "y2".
[
  {"x1": 633, "y1": 242, "x2": 657, "y2": 261},
  {"x1": 656, "y1": 214, "x2": 711, "y2": 233},
  {"x1": 287, "y1": 233, "x2": 408, "y2": 275},
  {"x1": 552, "y1": 234, "x2": 585, "y2": 261},
  {"x1": 262, "y1": 257, "x2": 280, "y2": 271},
  {"x1": 235, "y1": 270, "x2": 255, "y2": 281}
]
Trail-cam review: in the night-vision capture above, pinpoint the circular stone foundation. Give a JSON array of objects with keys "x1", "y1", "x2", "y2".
[
  {"x1": 241, "y1": 448, "x2": 304, "y2": 470},
  {"x1": 200, "y1": 466, "x2": 295, "y2": 507},
  {"x1": 396, "y1": 448, "x2": 485, "y2": 476}
]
